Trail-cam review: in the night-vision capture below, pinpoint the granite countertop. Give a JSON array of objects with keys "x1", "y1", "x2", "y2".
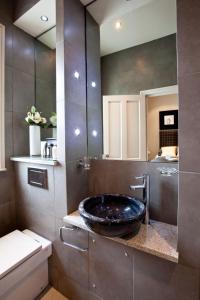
[
  {"x1": 10, "y1": 156, "x2": 58, "y2": 166},
  {"x1": 63, "y1": 211, "x2": 179, "y2": 263}
]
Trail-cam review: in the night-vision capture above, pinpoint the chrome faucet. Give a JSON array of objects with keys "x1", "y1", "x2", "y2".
[{"x1": 129, "y1": 174, "x2": 150, "y2": 225}]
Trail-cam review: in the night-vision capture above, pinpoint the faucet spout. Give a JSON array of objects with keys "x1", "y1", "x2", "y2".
[
  {"x1": 130, "y1": 184, "x2": 145, "y2": 191},
  {"x1": 129, "y1": 174, "x2": 150, "y2": 225}
]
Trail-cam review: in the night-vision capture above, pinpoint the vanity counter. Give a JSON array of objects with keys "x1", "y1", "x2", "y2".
[
  {"x1": 10, "y1": 156, "x2": 58, "y2": 166},
  {"x1": 63, "y1": 210, "x2": 179, "y2": 263}
]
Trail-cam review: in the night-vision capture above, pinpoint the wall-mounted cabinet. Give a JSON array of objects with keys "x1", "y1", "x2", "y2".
[
  {"x1": 58, "y1": 224, "x2": 199, "y2": 300},
  {"x1": 89, "y1": 233, "x2": 133, "y2": 300}
]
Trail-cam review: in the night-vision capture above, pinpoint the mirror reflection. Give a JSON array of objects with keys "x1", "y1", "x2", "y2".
[
  {"x1": 35, "y1": 28, "x2": 56, "y2": 140},
  {"x1": 86, "y1": 0, "x2": 178, "y2": 162},
  {"x1": 14, "y1": 0, "x2": 57, "y2": 141}
]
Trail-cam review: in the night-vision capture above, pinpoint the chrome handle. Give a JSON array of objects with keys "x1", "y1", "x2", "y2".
[{"x1": 59, "y1": 226, "x2": 88, "y2": 252}]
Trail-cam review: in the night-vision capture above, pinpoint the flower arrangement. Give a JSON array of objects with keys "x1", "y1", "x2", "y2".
[
  {"x1": 25, "y1": 106, "x2": 47, "y2": 127},
  {"x1": 49, "y1": 112, "x2": 57, "y2": 128}
]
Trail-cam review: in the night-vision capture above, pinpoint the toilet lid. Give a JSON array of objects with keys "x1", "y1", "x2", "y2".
[{"x1": 0, "y1": 230, "x2": 42, "y2": 279}]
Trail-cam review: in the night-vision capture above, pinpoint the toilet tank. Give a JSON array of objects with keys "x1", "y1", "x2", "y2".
[{"x1": 0, "y1": 230, "x2": 52, "y2": 300}]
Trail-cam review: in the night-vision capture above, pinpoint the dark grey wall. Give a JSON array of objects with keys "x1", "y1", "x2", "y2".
[
  {"x1": 62, "y1": 0, "x2": 88, "y2": 214},
  {"x1": 14, "y1": 0, "x2": 88, "y2": 297},
  {"x1": 86, "y1": 12, "x2": 103, "y2": 158},
  {"x1": 35, "y1": 41, "x2": 56, "y2": 139},
  {"x1": 101, "y1": 34, "x2": 177, "y2": 95},
  {"x1": 14, "y1": 0, "x2": 40, "y2": 20},
  {"x1": 0, "y1": 0, "x2": 38, "y2": 236},
  {"x1": 88, "y1": 160, "x2": 178, "y2": 225},
  {"x1": 177, "y1": 0, "x2": 200, "y2": 269},
  {"x1": 51, "y1": 0, "x2": 89, "y2": 296},
  {"x1": 0, "y1": 1, "x2": 15, "y2": 237}
]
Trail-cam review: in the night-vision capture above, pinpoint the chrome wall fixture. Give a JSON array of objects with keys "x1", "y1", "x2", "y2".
[{"x1": 157, "y1": 167, "x2": 179, "y2": 176}]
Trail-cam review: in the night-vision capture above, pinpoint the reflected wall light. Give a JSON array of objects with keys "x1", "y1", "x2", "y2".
[
  {"x1": 74, "y1": 128, "x2": 81, "y2": 136},
  {"x1": 92, "y1": 130, "x2": 98, "y2": 137}
]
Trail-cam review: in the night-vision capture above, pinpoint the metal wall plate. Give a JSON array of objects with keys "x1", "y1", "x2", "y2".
[{"x1": 28, "y1": 168, "x2": 48, "y2": 189}]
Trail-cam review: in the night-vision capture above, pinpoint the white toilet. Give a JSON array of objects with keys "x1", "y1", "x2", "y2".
[{"x1": 0, "y1": 229, "x2": 52, "y2": 300}]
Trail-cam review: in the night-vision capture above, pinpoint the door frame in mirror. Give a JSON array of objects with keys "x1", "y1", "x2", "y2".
[
  {"x1": 140, "y1": 85, "x2": 178, "y2": 161},
  {"x1": 140, "y1": 85, "x2": 178, "y2": 98}
]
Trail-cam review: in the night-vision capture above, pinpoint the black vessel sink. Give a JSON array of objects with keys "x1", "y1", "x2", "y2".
[{"x1": 79, "y1": 194, "x2": 145, "y2": 237}]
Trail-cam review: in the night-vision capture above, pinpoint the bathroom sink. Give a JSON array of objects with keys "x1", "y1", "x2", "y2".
[{"x1": 79, "y1": 194, "x2": 145, "y2": 237}]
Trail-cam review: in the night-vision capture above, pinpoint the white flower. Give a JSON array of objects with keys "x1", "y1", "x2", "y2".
[
  {"x1": 42, "y1": 118, "x2": 47, "y2": 124},
  {"x1": 50, "y1": 113, "x2": 57, "y2": 127},
  {"x1": 25, "y1": 106, "x2": 47, "y2": 127}
]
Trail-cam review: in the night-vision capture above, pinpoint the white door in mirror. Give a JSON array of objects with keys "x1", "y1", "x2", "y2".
[{"x1": 103, "y1": 95, "x2": 146, "y2": 161}]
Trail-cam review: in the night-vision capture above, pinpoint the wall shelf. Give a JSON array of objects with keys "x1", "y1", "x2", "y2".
[{"x1": 10, "y1": 156, "x2": 58, "y2": 166}]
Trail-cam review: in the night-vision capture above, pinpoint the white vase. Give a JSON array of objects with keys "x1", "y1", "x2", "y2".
[
  {"x1": 29, "y1": 125, "x2": 41, "y2": 156},
  {"x1": 52, "y1": 127, "x2": 57, "y2": 139}
]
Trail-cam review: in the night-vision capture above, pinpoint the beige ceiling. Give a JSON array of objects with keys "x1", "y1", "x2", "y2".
[
  {"x1": 14, "y1": 0, "x2": 177, "y2": 56},
  {"x1": 86, "y1": 0, "x2": 177, "y2": 56},
  {"x1": 14, "y1": 0, "x2": 56, "y2": 39}
]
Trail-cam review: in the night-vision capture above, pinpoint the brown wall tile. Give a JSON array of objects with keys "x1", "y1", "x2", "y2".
[
  {"x1": 177, "y1": 0, "x2": 200, "y2": 270},
  {"x1": 134, "y1": 250, "x2": 199, "y2": 300},
  {"x1": 178, "y1": 172, "x2": 200, "y2": 268},
  {"x1": 179, "y1": 74, "x2": 200, "y2": 173}
]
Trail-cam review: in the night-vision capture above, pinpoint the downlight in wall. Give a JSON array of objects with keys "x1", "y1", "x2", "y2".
[
  {"x1": 92, "y1": 130, "x2": 98, "y2": 137},
  {"x1": 74, "y1": 71, "x2": 80, "y2": 79},
  {"x1": 91, "y1": 81, "x2": 96, "y2": 88},
  {"x1": 74, "y1": 128, "x2": 81, "y2": 136}
]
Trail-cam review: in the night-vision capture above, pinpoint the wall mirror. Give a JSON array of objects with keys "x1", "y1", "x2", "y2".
[
  {"x1": 85, "y1": 0, "x2": 178, "y2": 162},
  {"x1": 14, "y1": 0, "x2": 56, "y2": 140},
  {"x1": 35, "y1": 28, "x2": 56, "y2": 140}
]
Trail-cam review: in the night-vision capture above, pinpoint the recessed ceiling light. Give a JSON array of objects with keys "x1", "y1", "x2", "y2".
[
  {"x1": 40, "y1": 15, "x2": 48, "y2": 22},
  {"x1": 115, "y1": 21, "x2": 122, "y2": 30}
]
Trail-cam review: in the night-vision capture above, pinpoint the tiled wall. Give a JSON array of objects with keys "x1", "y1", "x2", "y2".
[
  {"x1": 101, "y1": 34, "x2": 177, "y2": 95},
  {"x1": 0, "y1": 0, "x2": 56, "y2": 237},
  {"x1": 0, "y1": 0, "x2": 15, "y2": 234},
  {"x1": 35, "y1": 41, "x2": 56, "y2": 139},
  {"x1": 86, "y1": 12, "x2": 103, "y2": 158},
  {"x1": 88, "y1": 160, "x2": 178, "y2": 225},
  {"x1": 62, "y1": 0, "x2": 88, "y2": 214},
  {"x1": 177, "y1": 0, "x2": 200, "y2": 268},
  {"x1": 15, "y1": 162, "x2": 56, "y2": 241},
  {"x1": 50, "y1": 0, "x2": 89, "y2": 294}
]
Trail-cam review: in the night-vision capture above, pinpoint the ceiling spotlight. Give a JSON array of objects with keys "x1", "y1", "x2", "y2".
[
  {"x1": 40, "y1": 15, "x2": 48, "y2": 22},
  {"x1": 115, "y1": 21, "x2": 122, "y2": 30}
]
